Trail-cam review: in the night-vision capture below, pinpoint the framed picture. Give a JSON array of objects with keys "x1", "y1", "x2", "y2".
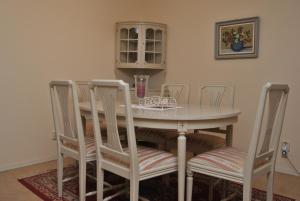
[{"x1": 215, "y1": 17, "x2": 259, "y2": 59}]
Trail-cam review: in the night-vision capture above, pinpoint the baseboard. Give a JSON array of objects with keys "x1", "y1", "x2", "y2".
[
  {"x1": 0, "y1": 155, "x2": 57, "y2": 172},
  {"x1": 275, "y1": 166, "x2": 300, "y2": 176}
]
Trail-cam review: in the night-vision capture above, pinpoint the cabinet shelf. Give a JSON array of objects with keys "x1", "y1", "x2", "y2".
[
  {"x1": 145, "y1": 39, "x2": 162, "y2": 42},
  {"x1": 117, "y1": 66, "x2": 165, "y2": 70},
  {"x1": 120, "y1": 39, "x2": 138, "y2": 41},
  {"x1": 145, "y1": 51, "x2": 162, "y2": 53}
]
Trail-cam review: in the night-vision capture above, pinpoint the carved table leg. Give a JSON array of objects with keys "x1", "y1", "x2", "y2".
[{"x1": 178, "y1": 131, "x2": 186, "y2": 201}]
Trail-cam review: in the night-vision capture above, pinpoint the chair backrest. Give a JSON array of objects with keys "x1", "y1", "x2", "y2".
[
  {"x1": 89, "y1": 80, "x2": 138, "y2": 172},
  {"x1": 49, "y1": 80, "x2": 86, "y2": 153},
  {"x1": 198, "y1": 85, "x2": 235, "y2": 108},
  {"x1": 160, "y1": 83, "x2": 190, "y2": 105},
  {"x1": 244, "y1": 83, "x2": 289, "y2": 178},
  {"x1": 76, "y1": 81, "x2": 90, "y2": 102}
]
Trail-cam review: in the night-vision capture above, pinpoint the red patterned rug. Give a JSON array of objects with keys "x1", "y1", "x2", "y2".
[{"x1": 19, "y1": 166, "x2": 295, "y2": 201}]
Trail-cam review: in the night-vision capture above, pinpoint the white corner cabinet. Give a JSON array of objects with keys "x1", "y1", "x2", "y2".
[
  {"x1": 116, "y1": 22, "x2": 167, "y2": 69},
  {"x1": 115, "y1": 22, "x2": 167, "y2": 90}
]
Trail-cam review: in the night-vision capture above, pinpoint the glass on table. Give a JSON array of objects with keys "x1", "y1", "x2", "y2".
[{"x1": 134, "y1": 75, "x2": 149, "y2": 102}]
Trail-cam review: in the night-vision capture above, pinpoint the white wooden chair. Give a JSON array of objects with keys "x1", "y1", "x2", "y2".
[
  {"x1": 186, "y1": 83, "x2": 289, "y2": 201},
  {"x1": 49, "y1": 80, "x2": 97, "y2": 201},
  {"x1": 161, "y1": 83, "x2": 189, "y2": 106},
  {"x1": 188, "y1": 85, "x2": 235, "y2": 153},
  {"x1": 198, "y1": 85, "x2": 234, "y2": 109},
  {"x1": 186, "y1": 85, "x2": 234, "y2": 201},
  {"x1": 89, "y1": 80, "x2": 178, "y2": 201},
  {"x1": 165, "y1": 85, "x2": 234, "y2": 155},
  {"x1": 50, "y1": 80, "x2": 124, "y2": 201}
]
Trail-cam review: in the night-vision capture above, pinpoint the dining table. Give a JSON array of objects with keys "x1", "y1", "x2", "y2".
[{"x1": 79, "y1": 102, "x2": 241, "y2": 201}]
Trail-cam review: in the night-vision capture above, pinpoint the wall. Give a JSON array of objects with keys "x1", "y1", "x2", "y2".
[
  {"x1": 141, "y1": 0, "x2": 300, "y2": 175},
  {"x1": 1, "y1": 0, "x2": 299, "y2": 175},
  {"x1": 0, "y1": 0, "x2": 144, "y2": 171}
]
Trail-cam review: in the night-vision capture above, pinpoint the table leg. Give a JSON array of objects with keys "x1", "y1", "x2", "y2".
[
  {"x1": 225, "y1": 125, "x2": 233, "y2": 146},
  {"x1": 178, "y1": 132, "x2": 186, "y2": 201}
]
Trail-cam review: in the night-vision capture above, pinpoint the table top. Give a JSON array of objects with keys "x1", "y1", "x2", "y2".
[{"x1": 79, "y1": 102, "x2": 241, "y2": 121}]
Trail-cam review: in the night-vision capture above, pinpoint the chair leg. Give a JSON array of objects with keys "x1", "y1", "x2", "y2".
[
  {"x1": 97, "y1": 165, "x2": 104, "y2": 201},
  {"x1": 186, "y1": 169, "x2": 193, "y2": 201},
  {"x1": 162, "y1": 136, "x2": 172, "y2": 186},
  {"x1": 130, "y1": 179, "x2": 139, "y2": 201},
  {"x1": 266, "y1": 171, "x2": 274, "y2": 201},
  {"x1": 57, "y1": 152, "x2": 64, "y2": 197},
  {"x1": 79, "y1": 160, "x2": 86, "y2": 201},
  {"x1": 222, "y1": 180, "x2": 229, "y2": 199},
  {"x1": 162, "y1": 175, "x2": 170, "y2": 187},
  {"x1": 208, "y1": 179, "x2": 214, "y2": 201},
  {"x1": 242, "y1": 181, "x2": 252, "y2": 201}
]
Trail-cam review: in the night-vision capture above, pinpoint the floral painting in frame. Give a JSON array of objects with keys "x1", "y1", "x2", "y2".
[{"x1": 215, "y1": 17, "x2": 259, "y2": 59}]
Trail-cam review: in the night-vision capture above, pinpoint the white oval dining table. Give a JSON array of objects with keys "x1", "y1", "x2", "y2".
[{"x1": 79, "y1": 102, "x2": 241, "y2": 201}]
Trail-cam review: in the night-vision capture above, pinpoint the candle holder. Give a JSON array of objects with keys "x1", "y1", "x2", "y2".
[{"x1": 134, "y1": 75, "x2": 149, "y2": 102}]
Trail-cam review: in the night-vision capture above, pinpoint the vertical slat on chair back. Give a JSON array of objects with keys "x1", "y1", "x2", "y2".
[
  {"x1": 98, "y1": 85, "x2": 122, "y2": 151},
  {"x1": 49, "y1": 81, "x2": 85, "y2": 149},
  {"x1": 89, "y1": 80, "x2": 138, "y2": 170},
  {"x1": 77, "y1": 81, "x2": 90, "y2": 102},
  {"x1": 199, "y1": 85, "x2": 235, "y2": 108},
  {"x1": 161, "y1": 83, "x2": 189, "y2": 105},
  {"x1": 245, "y1": 83, "x2": 289, "y2": 176}
]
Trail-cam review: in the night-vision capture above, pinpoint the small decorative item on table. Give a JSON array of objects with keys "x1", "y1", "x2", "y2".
[
  {"x1": 215, "y1": 17, "x2": 259, "y2": 59},
  {"x1": 134, "y1": 74, "x2": 149, "y2": 100},
  {"x1": 139, "y1": 96, "x2": 177, "y2": 109}
]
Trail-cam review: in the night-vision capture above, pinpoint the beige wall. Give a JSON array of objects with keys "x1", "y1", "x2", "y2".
[
  {"x1": 0, "y1": 0, "x2": 144, "y2": 171},
  {"x1": 1, "y1": 0, "x2": 299, "y2": 175},
  {"x1": 141, "y1": 0, "x2": 300, "y2": 175}
]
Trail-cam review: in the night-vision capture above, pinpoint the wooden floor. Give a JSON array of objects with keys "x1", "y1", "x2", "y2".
[{"x1": 0, "y1": 159, "x2": 299, "y2": 201}]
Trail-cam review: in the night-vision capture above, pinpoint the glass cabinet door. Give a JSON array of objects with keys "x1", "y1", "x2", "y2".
[
  {"x1": 119, "y1": 26, "x2": 139, "y2": 64},
  {"x1": 116, "y1": 22, "x2": 166, "y2": 69},
  {"x1": 145, "y1": 28, "x2": 163, "y2": 65}
]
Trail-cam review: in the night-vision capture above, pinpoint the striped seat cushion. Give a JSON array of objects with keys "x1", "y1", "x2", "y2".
[
  {"x1": 64, "y1": 137, "x2": 96, "y2": 156},
  {"x1": 103, "y1": 146, "x2": 177, "y2": 174},
  {"x1": 136, "y1": 146, "x2": 177, "y2": 173},
  {"x1": 188, "y1": 147, "x2": 246, "y2": 173}
]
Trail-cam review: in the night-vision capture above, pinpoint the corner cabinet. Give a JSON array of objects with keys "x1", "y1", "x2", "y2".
[
  {"x1": 115, "y1": 22, "x2": 167, "y2": 91},
  {"x1": 116, "y1": 22, "x2": 166, "y2": 69}
]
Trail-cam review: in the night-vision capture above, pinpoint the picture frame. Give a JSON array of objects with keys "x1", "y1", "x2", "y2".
[{"x1": 215, "y1": 17, "x2": 259, "y2": 59}]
